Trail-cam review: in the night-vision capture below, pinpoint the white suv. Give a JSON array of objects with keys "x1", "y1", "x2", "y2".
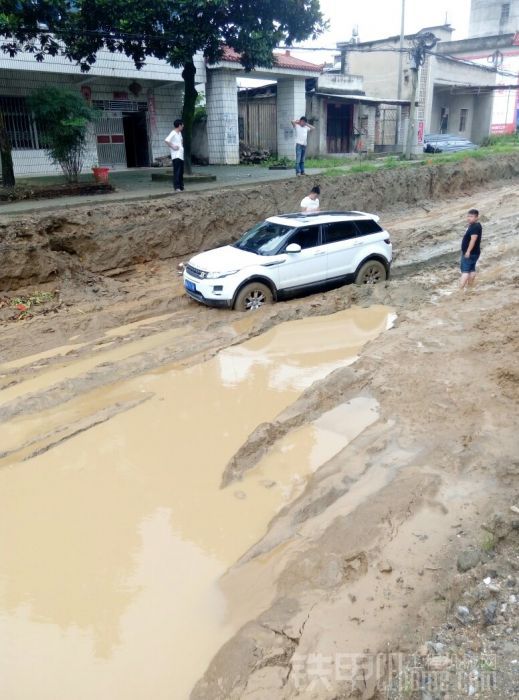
[{"x1": 183, "y1": 211, "x2": 392, "y2": 311}]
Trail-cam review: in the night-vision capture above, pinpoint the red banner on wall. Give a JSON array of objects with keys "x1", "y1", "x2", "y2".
[
  {"x1": 417, "y1": 120, "x2": 424, "y2": 144},
  {"x1": 147, "y1": 89, "x2": 158, "y2": 134}
]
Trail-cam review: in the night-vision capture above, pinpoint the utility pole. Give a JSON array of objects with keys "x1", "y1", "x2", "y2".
[
  {"x1": 404, "y1": 31, "x2": 438, "y2": 160},
  {"x1": 395, "y1": 0, "x2": 405, "y2": 148},
  {"x1": 404, "y1": 65, "x2": 418, "y2": 160}
]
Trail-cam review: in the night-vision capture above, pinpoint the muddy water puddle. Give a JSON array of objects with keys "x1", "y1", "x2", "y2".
[{"x1": 0, "y1": 306, "x2": 392, "y2": 700}]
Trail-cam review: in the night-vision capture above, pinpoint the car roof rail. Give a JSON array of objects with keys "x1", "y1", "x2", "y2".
[{"x1": 273, "y1": 210, "x2": 373, "y2": 219}]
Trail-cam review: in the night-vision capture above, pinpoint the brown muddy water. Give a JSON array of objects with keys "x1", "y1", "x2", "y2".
[{"x1": 0, "y1": 306, "x2": 393, "y2": 700}]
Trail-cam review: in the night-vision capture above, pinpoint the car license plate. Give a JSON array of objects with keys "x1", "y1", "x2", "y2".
[{"x1": 184, "y1": 279, "x2": 196, "y2": 292}]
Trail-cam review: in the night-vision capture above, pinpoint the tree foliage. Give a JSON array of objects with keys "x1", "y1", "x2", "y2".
[
  {"x1": 28, "y1": 86, "x2": 95, "y2": 182},
  {"x1": 1, "y1": 1, "x2": 326, "y2": 172}
]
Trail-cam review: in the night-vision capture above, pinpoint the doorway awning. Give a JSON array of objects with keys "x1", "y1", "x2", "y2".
[{"x1": 315, "y1": 92, "x2": 411, "y2": 106}]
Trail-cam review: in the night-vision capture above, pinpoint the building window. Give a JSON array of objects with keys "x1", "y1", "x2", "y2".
[
  {"x1": 459, "y1": 109, "x2": 468, "y2": 132},
  {"x1": 500, "y1": 3, "x2": 510, "y2": 25},
  {"x1": 0, "y1": 96, "x2": 41, "y2": 149}
]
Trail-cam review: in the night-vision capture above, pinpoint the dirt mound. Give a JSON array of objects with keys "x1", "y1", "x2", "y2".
[
  {"x1": 1, "y1": 154, "x2": 518, "y2": 291},
  {"x1": 0, "y1": 182, "x2": 113, "y2": 203}
]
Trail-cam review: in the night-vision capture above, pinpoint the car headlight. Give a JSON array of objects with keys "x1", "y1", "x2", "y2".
[{"x1": 205, "y1": 270, "x2": 238, "y2": 279}]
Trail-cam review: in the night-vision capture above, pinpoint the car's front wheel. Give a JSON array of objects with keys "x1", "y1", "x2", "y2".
[
  {"x1": 234, "y1": 282, "x2": 273, "y2": 311},
  {"x1": 355, "y1": 260, "x2": 387, "y2": 285}
]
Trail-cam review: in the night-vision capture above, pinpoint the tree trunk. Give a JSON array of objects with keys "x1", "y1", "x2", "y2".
[
  {"x1": 0, "y1": 114, "x2": 15, "y2": 188},
  {"x1": 181, "y1": 60, "x2": 198, "y2": 176}
]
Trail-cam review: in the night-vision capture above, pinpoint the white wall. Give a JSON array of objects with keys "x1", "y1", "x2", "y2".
[
  {"x1": 424, "y1": 55, "x2": 496, "y2": 140},
  {"x1": 469, "y1": 0, "x2": 519, "y2": 38},
  {"x1": 1, "y1": 69, "x2": 185, "y2": 175},
  {"x1": 0, "y1": 48, "x2": 205, "y2": 84}
]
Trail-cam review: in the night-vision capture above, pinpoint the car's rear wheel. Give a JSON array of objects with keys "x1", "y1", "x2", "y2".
[
  {"x1": 234, "y1": 282, "x2": 273, "y2": 311},
  {"x1": 355, "y1": 260, "x2": 387, "y2": 285}
]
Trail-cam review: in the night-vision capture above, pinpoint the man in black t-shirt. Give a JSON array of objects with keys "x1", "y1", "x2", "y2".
[{"x1": 460, "y1": 208, "x2": 482, "y2": 290}]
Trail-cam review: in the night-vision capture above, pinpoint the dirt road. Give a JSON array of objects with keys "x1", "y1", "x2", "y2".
[{"x1": 0, "y1": 178, "x2": 518, "y2": 699}]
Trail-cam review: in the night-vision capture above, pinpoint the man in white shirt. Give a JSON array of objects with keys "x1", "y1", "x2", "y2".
[
  {"x1": 300, "y1": 185, "x2": 320, "y2": 212},
  {"x1": 290, "y1": 116, "x2": 315, "y2": 176},
  {"x1": 165, "y1": 119, "x2": 185, "y2": 192}
]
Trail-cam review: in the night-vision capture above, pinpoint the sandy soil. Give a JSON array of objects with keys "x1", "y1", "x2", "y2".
[{"x1": 0, "y1": 178, "x2": 518, "y2": 699}]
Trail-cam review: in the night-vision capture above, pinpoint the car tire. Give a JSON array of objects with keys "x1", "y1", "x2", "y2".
[
  {"x1": 354, "y1": 260, "x2": 387, "y2": 285},
  {"x1": 234, "y1": 282, "x2": 274, "y2": 311}
]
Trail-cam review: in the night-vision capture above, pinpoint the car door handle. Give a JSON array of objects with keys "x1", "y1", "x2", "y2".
[{"x1": 313, "y1": 251, "x2": 326, "y2": 256}]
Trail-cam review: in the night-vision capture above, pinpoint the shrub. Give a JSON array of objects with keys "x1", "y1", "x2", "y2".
[{"x1": 28, "y1": 87, "x2": 95, "y2": 182}]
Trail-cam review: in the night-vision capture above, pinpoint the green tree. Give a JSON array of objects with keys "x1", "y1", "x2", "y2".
[
  {"x1": 1, "y1": 1, "x2": 325, "y2": 173},
  {"x1": 28, "y1": 87, "x2": 94, "y2": 182}
]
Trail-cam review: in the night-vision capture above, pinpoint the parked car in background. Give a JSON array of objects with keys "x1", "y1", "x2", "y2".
[
  {"x1": 183, "y1": 211, "x2": 392, "y2": 311},
  {"x1": 424, "y1": 134, "x2": 478, "y2": 153}
]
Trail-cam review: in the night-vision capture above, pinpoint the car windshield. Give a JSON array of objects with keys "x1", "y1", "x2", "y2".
[{"x1": 234, "y1": 221, "x2": 293, "y2": 256}]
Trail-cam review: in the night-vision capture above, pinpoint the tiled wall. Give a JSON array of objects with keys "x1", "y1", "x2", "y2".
[
  {"x1": 206, "y1": 70, "x2": 240, "y2": 164},
  {"x1": 276, "y1": 78, "x2": 306, "y2": 159},
  {"x1": 1, "y1": 69, "x2": 184, "y2": 176}
]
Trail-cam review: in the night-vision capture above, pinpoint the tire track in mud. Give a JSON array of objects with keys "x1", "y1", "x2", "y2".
[{"x1": 192, "y1": 277, "x2": 519, "y2": 699}]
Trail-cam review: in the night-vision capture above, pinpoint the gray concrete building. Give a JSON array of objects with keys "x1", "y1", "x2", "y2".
[
  {"x1": 337, "y1": 24, "x2": 497, "y2": 149},
  {"x1": 438, "y1": 1, "x2": 519, "y2": 135},
  {"x1": 469, "y1": 0, "x2": 519, "y2": 38}
]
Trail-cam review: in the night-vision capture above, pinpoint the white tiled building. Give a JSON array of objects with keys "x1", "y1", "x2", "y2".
[
  {"x1": 1, "y1": 45, "x2": 324, "y2": 175},
  {"x1": 0, "y1": 50, "x2": 203, "y2": 175},
  {"x1": 205, "y1": 47, "x2": 322, "y2": 164}
]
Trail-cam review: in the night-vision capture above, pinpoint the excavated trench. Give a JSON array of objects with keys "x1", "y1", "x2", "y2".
[{"x1": 1, "y1": 154, "x2": 519, "y2": 291}]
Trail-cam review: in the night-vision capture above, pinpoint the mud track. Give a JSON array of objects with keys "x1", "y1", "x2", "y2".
[{"x1": 0, "y1": 170, "x2": 518, "y2": 699}]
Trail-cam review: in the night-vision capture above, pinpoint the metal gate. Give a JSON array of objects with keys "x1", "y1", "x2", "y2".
[
  {"x1": 92, "y1": 99, "x2": 149, "y2": 167},
  {"x1": 93, "y1": 113, "x2": 126, "y2": 166},
  {"x1": 377, "y1": 107, "x2": 398, "y2": 148}
]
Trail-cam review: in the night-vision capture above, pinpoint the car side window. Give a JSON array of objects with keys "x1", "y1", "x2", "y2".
[
  {"x1": 286, "y1": 225, "x2": 320, "y2": 250},
  {"x1": 354, "y1": 219, "x2": 383, "y2": 236},
  {"x1": 324, "y1": 221, "x2": 358, "y2": 244}
]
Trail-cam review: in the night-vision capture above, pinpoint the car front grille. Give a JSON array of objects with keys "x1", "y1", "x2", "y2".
[{"x1": 185, "y1": 264, "x2": 206, "y2": 279}]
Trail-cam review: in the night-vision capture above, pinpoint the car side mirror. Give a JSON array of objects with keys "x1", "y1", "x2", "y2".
[{"x1": 286, "y1": 243, "x2": 302, "y2": 253}]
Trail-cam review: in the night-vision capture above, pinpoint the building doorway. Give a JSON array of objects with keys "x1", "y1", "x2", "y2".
[
  {"x1": 123, "y1": 111, "x2": 150, "y2": 167},
  {"x1": 326, "y1": 103, "x2": 353, "y2": 153}
]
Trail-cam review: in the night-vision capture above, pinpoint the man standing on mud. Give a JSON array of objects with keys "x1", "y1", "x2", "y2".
[
  {"x1": 291, "y1": 116, "x2": 315, "y2": 176},
  {"x1": 165, "y1": 119, "x2": 184, "y2": 192},
  {"x1": 460, "y1": 208, "x2": 482, "y2": 290}
]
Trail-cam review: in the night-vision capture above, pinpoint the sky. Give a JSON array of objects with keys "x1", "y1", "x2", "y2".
[
  {"x1": 238, "y1": 0, "x2": 472, "y2": 86},
  {"x1": 312, "y1": 0, "x2": 471, "y2": 49}
]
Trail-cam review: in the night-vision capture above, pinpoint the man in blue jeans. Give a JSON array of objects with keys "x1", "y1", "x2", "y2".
[
  {"x1": 291, "y1": 116, "x2": 315, "y2": 176},
  {"x1": 460, "y1": 208, "x2": 482, "y2": 290}
]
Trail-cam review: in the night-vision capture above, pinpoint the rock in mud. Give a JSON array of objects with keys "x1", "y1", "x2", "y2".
[
  {"x1": 426, "y1": 655, "x2": 452, "y2": 671},
  {"x1": 457, "y1": 548, "x2": 481, "y2": 572},
  {"x1": 482, "y1": 512, "x2": 512, "y2": 540},
  {"x1": 483, "y1": 601, "x2": 498, "y2": 625},
  {"x1": 260, "y1": 480, "x2": 276, "y2": 489},
  {"x1": 456, "y1": 605, "x2": 471, "y2": 624},
  {"x1": 378, "y1": 559, "x2": 393, "y2": 573}
]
